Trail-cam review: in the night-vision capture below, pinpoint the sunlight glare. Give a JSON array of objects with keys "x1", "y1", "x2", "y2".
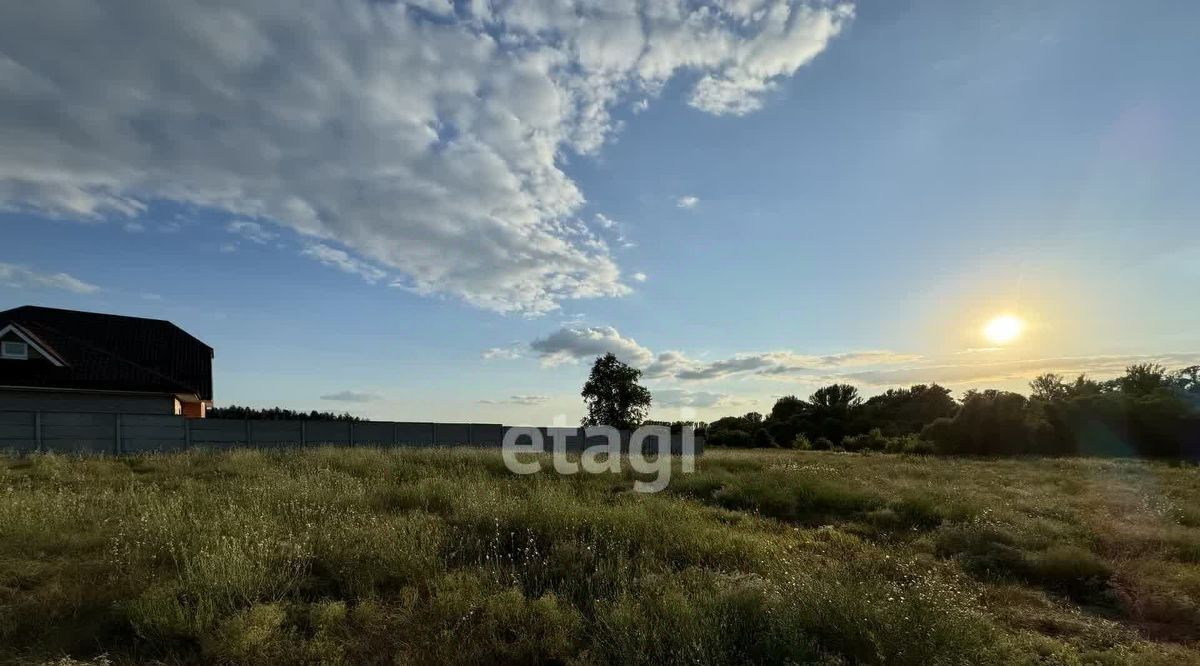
[{"x1": 983, "y1": 314, "x2": 1023, "y2": 345}]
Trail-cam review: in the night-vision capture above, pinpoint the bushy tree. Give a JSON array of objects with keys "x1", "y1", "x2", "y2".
[
  {"x1": 860, "y1": 384, "x2": 957, "y2": 436},
  {"x1": 770, "y1": 395, "x2": 808, "y2": 421},
  {"x1": 1029, "y1": 374, "x2": 1071, "y2": 402},
  {"x1": 580, "y1": 353, "x2": 652, "y2": 431},
  {"x1": 1114, "y1": 363, "x2": 1173, "y2": 396},
  {"x1": 809, "y1": 384, "x2": 861, "y2": 412},
  {"x1": 921, "y1": 390, "x2": 1050, "y2": 456}
]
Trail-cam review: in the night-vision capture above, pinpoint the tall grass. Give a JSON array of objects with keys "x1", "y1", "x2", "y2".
[{"x1": 0, "y1": 448, "x2": 1198, "y2": 664}]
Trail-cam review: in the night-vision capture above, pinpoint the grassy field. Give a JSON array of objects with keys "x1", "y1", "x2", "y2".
[{"x1": 2, "y1": 448, "x2": 1199, "y2": 665}]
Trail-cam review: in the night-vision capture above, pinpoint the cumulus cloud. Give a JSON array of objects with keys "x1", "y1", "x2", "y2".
[
  {"x1": 676, "y1": 195, "x2": 700, "y2": 209},
  {"x1": 479, "y1": 394, "x2": 551, "y2": 405},
  {"x1": 0, "y1": 262, "x2": 99, "y2": 294},
  {"x1": 226, "y1": 220, "x2": 277, "y2": 245},
  {"x1": 528, "y1": 325, "x2": 919, "y2": 382},
  {"x1": 530, "y1": 325, "x2": 654, "y2": 367},
  {"x1": 0, "y1": 1, "x2": 850, "y2": 314},
  {"x1": 302, "y1": 244, "x2": 388, "y2": 284},
  {"x1": 320, "y1": 390, "x2": 382, "y2": 402},
  {"x1": 631, "y1": 272, "x2": 647, "y2": 282}
]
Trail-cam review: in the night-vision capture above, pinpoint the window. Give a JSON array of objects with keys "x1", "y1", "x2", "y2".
[{"x1": 1, "y1": 341, "x2": 28, "y2": 360}]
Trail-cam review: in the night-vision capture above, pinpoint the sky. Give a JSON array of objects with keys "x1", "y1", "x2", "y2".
[{"x1": 2, "y1": 0, "x2": 1198, "y2": 424}]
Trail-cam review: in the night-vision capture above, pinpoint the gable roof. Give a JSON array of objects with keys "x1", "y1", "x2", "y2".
[{"x1": 0, "y1": 305, "x2": 213, "y2": 400}]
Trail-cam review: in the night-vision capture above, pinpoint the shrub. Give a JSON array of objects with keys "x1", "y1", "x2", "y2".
[
  {"x1": 710, "y1": 429, "x2": 753, "y2": 448},
  {"x1": 902, "y1": 437, "x2": 936, "y2": 455},
  {"x1": 922, "y1": 391, "x2": 1046, "y2": 456},
  {"x1": 1027, "y1": 546, "x2": 1113, "y2": 604},
  {"x1": 841, "y1": 428, "x2": 888, "y2": 452},
  {"x1": 790, "y1": 433, "x2": 812, "y2": 450},
  {"x1": 812, "y1": 436, "x2": 834, "y2": 451},
  {"x1": 753, "y1": 429, "x2": 778, "y2": 448}
]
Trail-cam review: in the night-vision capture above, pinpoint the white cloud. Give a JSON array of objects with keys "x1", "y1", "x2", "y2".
[
  {"x1": 301, "y1": 243, "x2": 388, "y2": 284},
  {"x1": 320, "y1": 390, "x2": 382, "y2": 402},
  {"x1": 645, "y1": 349, "x2": 921, "y2": 381},
  {"x1": 527, "y1": 324, "x2": 920, "y2": 384},
  {"x1": 479, "y1": 394, "x2": 550, "y2": 405},
  {"x1": 0, "y1": 1, "x2": 851, "y2": 314},
  {"x1": 676, "y1": 195, "x2": 700, "y2": 209},
  {"x1": 594, "y1": 213, "x2": 619, "y2": 229},
  {"x1": 226, "y1": 219, "x2": 277, "y2": 245},
  {"x1": 0, "y1": 262, "x2": 99, "y2": 294},
  {"x1": 530, "y1": 325, "x2": 654, "y2": 367},
  {"x1": 631, "y1": 272, "x2": 647, "y2": 282},
  {"x1": 482, "y1": 344, "x2": 524, "y2": 361},
  {"x1": 652, "y1": 388, "x2": 741, "y2": 408},
  {"x1": 842, "y1": 353, "x2": 1200, "y2": 387}
]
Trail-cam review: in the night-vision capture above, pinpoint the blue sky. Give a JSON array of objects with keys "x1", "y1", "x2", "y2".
[{"x1": 2, "y1": 0, "x2": 1198, "y2": 423}]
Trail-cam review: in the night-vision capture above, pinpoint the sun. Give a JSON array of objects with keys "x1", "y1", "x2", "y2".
[{"x1": 983, "y1": 314, "x2": 1024, "y2": 345}]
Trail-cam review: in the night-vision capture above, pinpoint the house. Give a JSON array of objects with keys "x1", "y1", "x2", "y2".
[{"x1": 0, "y1": 305, "x2": 213, "y2": 417}]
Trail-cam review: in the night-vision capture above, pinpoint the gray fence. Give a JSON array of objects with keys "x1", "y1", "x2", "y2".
[{"x1": 0, "y1": 411, "x2": 703, "y2": 455}]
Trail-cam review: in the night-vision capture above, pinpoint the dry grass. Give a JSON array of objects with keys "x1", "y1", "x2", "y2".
[{"x1": 0, "y1": 447, "x2": 1197, "y2": 664}]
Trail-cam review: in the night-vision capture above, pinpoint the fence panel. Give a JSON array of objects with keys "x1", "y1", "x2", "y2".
[
  {"x1": 351, "y1": 421, "x2": 395, "y2": 446},
  {"x1": 396, "y1": 422, "x2": 434, "y2": 446},
  {"x1": 469, "y1": 423, "x2": 504, "y2": 447},
  {"x1": 121, "y1": 414, "x2": 186, "y2": 453},
  {"x1": 304, "y1": 421, "x2": 352, "y2": 445},
  {"x1": 190, "y1": 419, "x2": 247, "y2": 447},
  {"x1": 41, "y1": 412, "x2": 116, "y2": 453},
  {"x1": 0, "y1": 411, "x2": 37, "y2": 452},
  {"x1": 0, "y1": 411, "x2": 705, "y2": 456},
  {"x1": 249, "y1": 420, "x2": 304, "y2": 447},
  {"x1": 432, "y1": 423, "x2": 471, "y2": 446}
]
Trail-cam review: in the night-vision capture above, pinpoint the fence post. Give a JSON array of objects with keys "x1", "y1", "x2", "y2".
[
  {"x1": 300, "y1": 421, "x2": 307, "y2": 446},
  {"x1": 244, "y1": 418, "x2": 251, "y2": 447},
  {"x1": 393, "y1": 421, "x2": 399, "y2": 447},
  {"x1": 115, "y1": 412, "x2": 122, "y2": 455},
  {"x1": 34, "y1": 411, "x2": 42, "y2": 453},
  {"x1": 349, "y1": 421, "x2": 355, "y2": 447},
  {"x1": 185, "y1": 417, "x2": 192, "y2": 449}
]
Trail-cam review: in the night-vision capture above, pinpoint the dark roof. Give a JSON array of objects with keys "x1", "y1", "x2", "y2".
[{"x1": 0, "y1": 305, "x2": 213, "y2": 400}]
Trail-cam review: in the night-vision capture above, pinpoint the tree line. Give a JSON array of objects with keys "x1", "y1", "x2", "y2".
[
  {"x1": 704, "y1": 363, "x2": 1200, "y2": 459},
  {"x1": 207, "y1": 405, "x2": 361, "y2": 421}
]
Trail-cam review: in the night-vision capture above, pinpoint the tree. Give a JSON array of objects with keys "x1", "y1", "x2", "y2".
[
  {"x1": 808, "y1": 384, "x2": 862, "y2": 442},
  {"x1": 580, "y1": 353, "x2": 652, "y2": 431},
  {"x1": 206, "y1": 405, "x2": 360, "y2": 421},
  {"x1": 860, "y1": 384, "x2": 957, "y2": 436},
  {"x1": 1115, "y1": 363, "x2": 1172, "y2": 396},
  {"x1": 1030, "y1": 373, "x2": 1070, "y2": 402},
  {"x1": 810, "y1": 384, "x2": 861, "y2": 411},
  {"x1": 1173, "y1": 366, "x2": 1200, "y2": 399},
  {"x1": 770, "y1": 395, "x2": 808, "y2": 421}
]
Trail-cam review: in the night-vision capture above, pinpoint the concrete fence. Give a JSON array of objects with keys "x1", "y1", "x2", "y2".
[{"x1": 0, "y1": 410, "x2": 703, "y2": 456}]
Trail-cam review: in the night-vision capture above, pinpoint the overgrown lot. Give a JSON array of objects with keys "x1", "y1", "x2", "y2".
[{"x1": 2, "y1": 448, "x2": 1199, "y2": 665}]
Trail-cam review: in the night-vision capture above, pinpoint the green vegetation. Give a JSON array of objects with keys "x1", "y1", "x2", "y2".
[
  {"x1": 581, "y1": 352, "x2": 653, "y2": 431},
  {"x1": 705, "y1": 364, "x2": 1200, "y2": 459},
  {"x1": 2, "y1": 448, "x2": 1200, "y2": 664}
]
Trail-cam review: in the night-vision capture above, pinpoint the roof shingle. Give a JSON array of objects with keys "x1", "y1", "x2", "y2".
[{"x1": 0, "y1": 306, "x2": 213, "y2": 400}]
